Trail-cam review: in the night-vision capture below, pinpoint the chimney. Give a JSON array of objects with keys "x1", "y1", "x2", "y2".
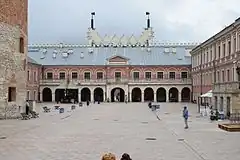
[
  {"x1": 91, "y1": 12, "x2": 95, "y2": 29},
  {"x1": 146, "y1": 12, "x2": 150, "y2": 28}
]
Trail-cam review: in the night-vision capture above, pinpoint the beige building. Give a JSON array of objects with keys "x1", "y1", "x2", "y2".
[{"x1": 191, "y1": 17, "x2": 240, "y2": 116}]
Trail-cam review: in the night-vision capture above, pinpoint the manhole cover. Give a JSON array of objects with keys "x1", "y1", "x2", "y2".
[
  {"x1": 93, "y1": 118, "x2": 99, "y2": 120},
  {"x1": 145, "y1": 137, "x2": 157, "y2": 141},
  {"x1": 178, "y1": 138, "x2": 184, "y2": 141},
  {"x1": 0, "y1": 136, "x2": 7, "y2": 139},
  {"x1": 164, "y1": 112, "x2": 170, "y2": 114},
  {"x1": 141, "y1": 122, "x2": 148, "y2": 124}
]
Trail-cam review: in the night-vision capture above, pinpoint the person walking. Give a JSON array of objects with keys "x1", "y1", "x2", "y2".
[{"x1": 183, "y1": 106, "x2": 189, "y2": 129}]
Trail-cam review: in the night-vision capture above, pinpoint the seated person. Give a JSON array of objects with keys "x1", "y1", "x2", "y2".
[
  {"x1": 120, "y1": 153, "x2": 132, "y2": 160},
  {"x1": 101, "y1": 153, "x2": 116, "y2": 160}
]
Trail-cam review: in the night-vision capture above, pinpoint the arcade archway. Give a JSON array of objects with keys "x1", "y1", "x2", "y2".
[
  {"x1": 111, "y1": 87, "x2": 125, "y2": 102},
  {"x1": 144, "y1": 87, "x2": 154, "y2": 101},
  {"x1": 42, "y1": 87, "x2": 52, "y2": 102},
  {"x1": 156, "y1": 87, "x2": 166, "y2": 102},
  {"x1": 131, "y1": 87, "x2": 142, "y2": 102},
  {"x1": 55, "y1": 89, "x2": 78, "y2": 103},
  {"x1": 181, "y1": 87, "x2": 191, "y2": 102},
  {"x1": 81, "y1": 87, "x2": 91, "y2": 102},
  {"x1": 94, "y1": 87, "x2": 104, "y2": 102},
  {"x1": 169, "y1": 87, "x2": 179, "y2": 102}
]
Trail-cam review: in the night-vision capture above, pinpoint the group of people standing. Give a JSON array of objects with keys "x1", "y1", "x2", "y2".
[{"x1": 102, "y1": 153, "x2": 132, "y2": 160}]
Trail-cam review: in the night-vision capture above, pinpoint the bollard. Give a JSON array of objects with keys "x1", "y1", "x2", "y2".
[{"x1": 71, "y1": 105, "x2": 76, "y2": 110}]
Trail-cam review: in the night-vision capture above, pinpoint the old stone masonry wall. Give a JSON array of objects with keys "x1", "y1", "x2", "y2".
[{"x1": 0, "y1": 23, "x2": 26, "y2": 119}]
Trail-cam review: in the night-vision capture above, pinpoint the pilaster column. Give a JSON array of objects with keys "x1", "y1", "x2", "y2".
[
  {"x1": 91, "y1": 93, "x2": 94, "y2": 102},
  {"x1": 154, "y1": 92, "x2": 156, "y2": 102},
  {"x1": 166, "y1": 91, "x2": 169, "y2": 102},
  {"x1": 40, "y1": 92, "x2": 42, "y2": 102},
  {"x1": 179, "y1": 92, "x2": 181, "y2": 102},
  {"x1": 52, "y1": 93, "x2": 55, "y2": 102},
  {"x1": 141, "y1": 92, "x2": 144, "y2": 102},
  {"x1": 78, "y1": 92, "x2": 81, "y2": 102},
  {"x1": 129, "y1": 93, "x2": 132, "y2": 102}
]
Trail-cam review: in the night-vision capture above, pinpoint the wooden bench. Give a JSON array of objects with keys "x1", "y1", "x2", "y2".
[
  {"x1": 21, "y1": 113, "x2": 31, "y2": 120},
  {"x1": 43, "y1": 106, "x2": 51, "y2": 113}
]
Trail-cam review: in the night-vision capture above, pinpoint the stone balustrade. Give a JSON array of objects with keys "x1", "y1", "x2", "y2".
[{"x1": 213, "y1": 81, "x2": 240, "y2": 94}]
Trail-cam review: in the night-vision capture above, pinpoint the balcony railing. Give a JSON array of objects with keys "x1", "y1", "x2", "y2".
[
  {"x1": 213, "y1": 81, "x2": 240, "y2": 93},
  {"x1": 40, "y1": 78, "x2": 192, "y2": 85}
]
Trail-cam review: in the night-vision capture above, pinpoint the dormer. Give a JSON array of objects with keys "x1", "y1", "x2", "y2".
[
  {"x1": 119, "y1": 35, "x2": 128, "y2": 47},
  {"x1": 106, "y1": 55, "x2": 130, "y2": 65},
  {"x1": 127, "y1": 35, "x2": 138, "y2": 46},
  {"x1": 111, "y1": 34, "x2": 119, "y2": 46}
]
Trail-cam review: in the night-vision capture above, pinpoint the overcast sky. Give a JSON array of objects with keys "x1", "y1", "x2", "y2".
[{"x1": 28, "y1": 0, "x2": 240, "y2": 44}]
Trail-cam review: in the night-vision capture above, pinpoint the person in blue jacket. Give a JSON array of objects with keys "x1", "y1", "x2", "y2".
[{"x1": 183, "y1": 106, "x2": 189, "y2": 129}]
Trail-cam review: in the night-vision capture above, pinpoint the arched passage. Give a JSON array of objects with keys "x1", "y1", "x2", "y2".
[
  {"x1": 144, "y1": 87, "x2": 154, "y2": 101},
  {"x1": 131, "y1": 87, "x2": 142, "y2": 102},
  {"x1": 55, "y1": 89, "x2": 78, "y2": 103},
  {"x1": 94, "y1": 87, "x2": 104, "y2": 102},
  {"x1": 169, "y1": 87, "x2": 179, "y2": 102},
  {"x1": 81, "y1": 87, "x2": 91, "y2": 102},
  {"x1": 42, "y1": 87, "x2": 52, "y2": 102},
  {"x1": 156, "y1": 87, "x2": 166, "y2": 102},
  {"x1": 181, "y1": 87, "x2": 191, "y2": 102},
  {"x1": 111, "y1": 87, "x2": 125, "y2": 102}
]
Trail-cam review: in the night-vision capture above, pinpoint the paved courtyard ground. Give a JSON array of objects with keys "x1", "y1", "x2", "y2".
[{"x1": 0, "y1": 102, "x2": 239, "y2": 160}]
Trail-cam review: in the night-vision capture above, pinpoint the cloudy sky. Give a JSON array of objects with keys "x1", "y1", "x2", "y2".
[{"x1": 28, "y1": 0, "x2": 240, "y2": 44}]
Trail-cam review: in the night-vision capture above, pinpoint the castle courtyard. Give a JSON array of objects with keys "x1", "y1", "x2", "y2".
[{"x1": 0, "y1": 102, "x2": 239, "y2": 160}]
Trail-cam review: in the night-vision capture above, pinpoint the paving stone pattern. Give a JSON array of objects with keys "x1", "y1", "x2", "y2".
[{"x1": 0, "y1": 102, "x2": 239, "y2": 160}]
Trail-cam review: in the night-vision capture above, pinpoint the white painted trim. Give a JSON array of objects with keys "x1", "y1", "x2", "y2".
[
  {"x1": 83, "y1": 71, "x2": 91, "y2": 80},
  {"x1": 168, "y1": 71, "x2": 176, "y2": 79},
  {"x1": 144, "y1": 71, "x2": 152, "y2": 79},
  {"x1": 96, "y1": 71, "x2": 104, "y2": 79},
  {"x1": 114, "y1": 71, "x2": 122, "y2": 79},
  {"x1": 58, "y1": 71, "x2": 66, "y2": 79},
  {"x1": 46, "y1": 71, "x2": 53, "y2": 79}
]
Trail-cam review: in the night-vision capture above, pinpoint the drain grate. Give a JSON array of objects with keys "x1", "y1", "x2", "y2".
[
  {"x1": 0, "y1": 136, "x2": 7, "y2": 140},
  {"x1": 113, "y1": 120, "x2": 118, "y2": 121},
  {"x1": 141, "y1": 122, "x2": 148, "y2": 124},
  {"x1": 178, "y1": 138, "x2": 184, "y2": 141},
  {"x1": 145, "y1": 137, "x2": 157, "y2": 141},
  {"x1": 93, "y1": 118, "x2": 99, "y2": 120},
  {"x1": 61, "y1": 115, "x2": 71, "y2": 120}
]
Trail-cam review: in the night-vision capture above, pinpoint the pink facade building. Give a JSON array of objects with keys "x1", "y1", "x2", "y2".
[
  {"x1": 27, "y1": 12, "x2": 196, "y2": 103},
  {"x1": 191, "y1": 17, "x2": 240, "y2": 115}
]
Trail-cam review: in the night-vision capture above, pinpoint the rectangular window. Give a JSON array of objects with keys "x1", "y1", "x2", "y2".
[
  {"x1": 234, "y1": 37, "x2": 236, "y2": 52},
  {"x1": 228, "y1": 41, "x2": 231, "y2": 55},
  {"x1": 223, "y1": 44, "x2": 226, "y2": 57},
  {"x1": 233, "y1": 68, "x2": 235, "y2": 81},
  {"x1": 84, "y1": 72, "x2": 91, "y2": 80},
  {"x1": 218, "y1": 45, "x2": 221, "y2": 58},
  {"x1": 33, "y1": 72, "x2": 36, "y2": 82},
  {"x1": 33, "y1": 91, "x2": 36, "y2": 101},
  {"x1": 97, "y1": 72, "x2": 103, "y2": 79},
  {"x1": 227, "y1": 70, "x2": 230, "y2": 81},
  {"x1": 46, "y1": 72, "x2": 53, "y2": 79},
  {"x1": 133, "y1": 72, "x2": 139, "y2": 80},
  {"x1": 222, "y1": 70, "x2": 225, "y2": 82},
  {"x1": 59, "y1": 72, "x2": 66, "y2": 79},
  {"x1": 181, "y1": 72, "x2": 188, "y2": 79},
  {"x1": 145, "y1": 72, "x2": 151, "y2": 80},
  {"x1": 217, "y1": 71, "x2": 220, "y2": 82},
  {"x1": 27, "y1": 91, "x2": 30, "y2": 100},
  {"x1": 157, "y1": 72, "x2": 163, "y2": 79},
  {"x1": 27, "y1": 70, "x2": 30, "y2": 81},
  {"x1": 8, "y1": 87, "x2": 16, "y2": 102},
  {"x1": 71, "y1": 72, "x2": 78, "y2": 79},
  {"x1": 20, "y1": 37, "x2": 24, "y2": 53},
  {"x1": 169, "y1": 72, "x2": 175, "y2": 79}
]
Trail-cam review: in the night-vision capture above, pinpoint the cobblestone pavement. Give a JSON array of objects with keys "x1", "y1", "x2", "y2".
[{"x1": 0, "y1": 102, "x2": 239, "y2": 160}]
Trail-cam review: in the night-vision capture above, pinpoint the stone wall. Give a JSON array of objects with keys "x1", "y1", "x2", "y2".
[{"x1": 0, "y1": 23, "x2": 26, "y2": 119}]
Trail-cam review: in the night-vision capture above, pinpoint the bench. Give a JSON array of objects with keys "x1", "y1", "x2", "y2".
[
  {"x1": 21, "y1": 113, "x2": 31, "y2": 120},
  {"x1": 54, "y1": 106, "x2": 60, "y2": 110},
  {"x1": 30, "y1": 110, "x2": 39, "y2": 118},
  {"x1": 43, "y1": 106, "x2": 51, "y2": 112}
]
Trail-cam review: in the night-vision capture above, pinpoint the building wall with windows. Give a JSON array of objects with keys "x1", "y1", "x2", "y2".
[
  {"x1": 191, "y1": 17, "x2": 240, "y2": 115},
  {"x1": 0, "y1": 0, "x2": 28, "y2": 119}
]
